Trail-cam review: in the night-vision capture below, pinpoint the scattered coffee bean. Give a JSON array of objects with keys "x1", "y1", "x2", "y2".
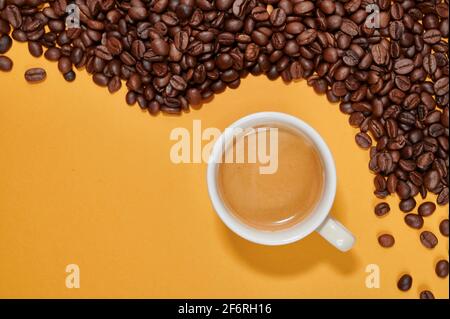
[
  {"x1": 355, "y1": 132, "x2": 372, "y2": 149},
  {"x1": 24, "y1": 68, "x2": 46, "y2": 83},
  {"x1": 404, "y1": 214, "x2": 424, "y2": 229},
  {"x1": 397, "y1": 274, "x2": 413, "y2": 291},
  {"x1": 63, "y1": 71, "x2": 76, "y2": 82},
  {"x1": 418, "y1": 202, "x2": 436, "y2": 217},
  {"x1": 420, "y1": 231, "x2": 438, "y2": 249},
  {"x1": 0, "y1": 34, "x2": 12, "y2": 54},
  {"x1": 28, "y1": 41, "x2": 42, "y2": 57},
  {"x1": 378, "y1": 234, "x2": 395, "y2": 248},
  {"x1": 399, "y1": 198, "x2": 416, "y2": 212},
  {"x1": 419, "y1": 290, "x2": 435, "y2": 299},
  {"x1": 435, "y1": 260, "x2": 449, "y2": 278},
  {"x1": 374, "y1": 202, "x2": 390, "y2": 217},
  {"x1": 439, "y1": 219, "x2": 449, "y2": 237},
  {"x1": 0, "y1": 55, "x2": 12, "y2": 71}
]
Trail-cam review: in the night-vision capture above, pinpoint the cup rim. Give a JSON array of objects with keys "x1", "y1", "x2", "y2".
[{"x1": 207, "y1": 112, "x2": 337, "y2": 245}]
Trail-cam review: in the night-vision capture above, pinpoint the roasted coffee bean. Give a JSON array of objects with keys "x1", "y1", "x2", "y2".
[
  {"x1": 378, "y1": 234, "x2": 395, "y2": 248},
  {"x1": 107, "y1": 76, "x2": 121, "y2": 93},
  {"x1": 151, "y1": 39, "x2": 169, "y2": 56},
  {"x1": 437, "y1": 187, "x2": 449, "y2": 205},
  {"x1": 396, "y1": 181, "x2": 411, "y2": 200},
  {"x1": 418, "y1": 202, "x2": 436, "y2": 217},
  {"x1": 424, "y1": 170, "x2": 440, "y2": 191},
  {"x1": 399, "y1": 198, "x2": 416, "y2": 212},
  {"x1": 3, "y1": 5, "x2": 22, "y2": 29},
  {"x1": 24, "y1": 68, "x2": 46, "y2": 83},
  {"x1": 374, "y1": 202, "x2": 390, "y2": 217},
  {"x1": 394, "y1": 59, "x2": 414, "y2": 74},
  {"x1": 58, "y1": 57, "x2": 72, "y2": 74},
  {"x1": 28, "y1": 41, "x2": 42, "y2": 57},
  {"x1": 419, "y1": 291, "x2": 435, "y2": 299},
  {"x1": 420, "y1": 231, "x2": 438, "y2": 249},
  {"x1": 397, "y1": 274, "x2": 412, "y2": 291},
  {"x1": 294, "y1": 1, "x2": 314, "y2": 15},
  {"x1": 440, "y1": 219, "x2": 449, "y2": 237},
  {"x1": 270, "y1": 8, "x2": 286, "y2": 27},
  {"x1": 0, "y1": 55, "x2": 12, "y2": 71},
  {"x1": 93, "y1": 73, "x2": 109, "y2": 87},
  {"x1": 44, "y1": 47, "x2": 61, "y2": 61},
  {"x1": 435, "y1": 260, "x2": 449, "y2": 278},
  {"x1": 0, "y1": 34, "x2": 12, "y2": 54},
  {"x1": 404, "y1": 214, "x2": 424, "y2": 229},
  {"x1": 423, "y1": 54, "x2": 437, "y2": 75},
  {"x1": 434, "y1": 77, "x2": 449, "y2": 96},
  {"x1": 423, "y1": 29, "x2": 441, "y2": 44},
  {"x1": 296, "y1": 29, "x2": 317, "y2": 45},
  {"x1": 125, "y1": 91, "x2": 137, "y2": 105},
  {"x1": 63, "y1": 71, "x2": 76, "y2": 82},
  {"x1": 355, "y1": 132, "x2": 372, "y2": 149}
]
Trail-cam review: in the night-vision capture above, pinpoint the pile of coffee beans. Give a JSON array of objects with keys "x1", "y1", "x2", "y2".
[{"x1": 0, "y1": 0, "x2": 448, "y2": 298}]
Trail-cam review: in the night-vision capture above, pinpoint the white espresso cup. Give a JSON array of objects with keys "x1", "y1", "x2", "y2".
[{"x1": 207, "y1": 112, "x2": 355, "y2": 252}]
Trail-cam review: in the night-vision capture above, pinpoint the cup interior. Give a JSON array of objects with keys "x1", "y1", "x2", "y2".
[{"x1": 207, "y1": 112, "x2": 337, "y2": 245}]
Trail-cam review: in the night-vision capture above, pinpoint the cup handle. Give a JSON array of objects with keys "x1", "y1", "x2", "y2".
[{"x1": 315, "y1": 216, "x2": 355, "y2": 252}]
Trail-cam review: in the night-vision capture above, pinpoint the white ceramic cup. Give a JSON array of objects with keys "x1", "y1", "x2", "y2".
[{"x1": 207, "y1": 112, "x2": 355, "y2": 252}]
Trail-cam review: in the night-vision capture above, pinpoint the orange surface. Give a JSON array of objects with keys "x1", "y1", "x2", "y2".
[{"x1": 0, "y1": 42, "x2": 448, "y2": 299}]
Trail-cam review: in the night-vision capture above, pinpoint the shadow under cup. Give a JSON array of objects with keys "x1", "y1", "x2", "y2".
[{"x1": 207, "y1": 112, "x2": 337, "y2": 246}]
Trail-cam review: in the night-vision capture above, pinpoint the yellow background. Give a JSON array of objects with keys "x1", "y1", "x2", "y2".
[{"x1": 0, "y1": 42, "x2": 448, "y2": 299}]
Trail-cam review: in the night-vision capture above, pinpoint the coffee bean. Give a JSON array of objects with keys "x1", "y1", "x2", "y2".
[
  {"x1": 107, "y1": 76, "x2": 121, "y2": 93},
  {"x1": 397, "y1": 274, "x2": 412, "y2": 291},
  {"x1": 439, "y1": 219, "x2": 449, "y2": 237},
  {"x1": 63, "y1": 71, "x2": 76, "y2": 82},
  {"x1": 44, "y1": 47, "x2": 61, "y2": 61},
  {"x1": 374, "y1": 202, "x2": 390, "y2": 217},
  {"x1": 418, "y1": 202, "x2": 436, "y2": 217},
  {"x1": 434, "y1": 77, "x2": 449, "y2": 96},
  {"x1": 294, "y1": 2, "x2": 314, "y2": 15},
  {"x1": 4, "y1": 5, "x2": 22, "y2": 29},
  {"x1": 423, "y1": 54, "x2": 437, "y2": 75},
  {"x1": 323, "y1": 48, "x2": 338, "y2": 63},
  {"x1": 341, "y1": 19, "x2": 358, "y2": 36},
  {"x1": 93, "y1": 73, "x2": 109, "y2": 87},
  {"x1": 371, "y1": 43, "x2": 389, "y2": 65},
  {"x1": 355, "y1": 132, "x2": 372, "y2": 149},
  {"x1": 416, "y1": 152, "x2": 434, "y2": 170},
  {"x1": 186, "y1": 88, "x2": 202, "y2": 105},
  {"x1": 27, "y1": 41, "x2": 43, "y2": 58},
  {"x1": 296, "y1": 29, "x2": 317, "y2": 45},
  {"x1": 24, "y1": 68, "x2": 46, "y2": 83},
  {"x1": 151, "y1": 39, "x2": 169, "y2": 56},
  {"x1": 399, "y1": 198, "x2": 416, "y2": 212},
  {"x1": 396, "y1": 180, "x2": 411, "y2": 200},
  {"x1": 419, "y1": 290, "x2": 435, "y2": 299},
  {"x1": 437, "y1": 187, "x2": 449, "y2": 205},
  {"x1": 423, "y1": 29, "x2": 442, "y2": 44},
  {"x1": 435, "y1": 260, "x2": 449, "y2": 278},
  {"x1": 58, "y1": 57, "x2": 72, "y2": 74},
  {"x1": 424, "y1": 170, "x2": 440, "y2": 191},
  {"x1": 0, "y1": 55, "x2": 12, "y2": 71},
  {"x1": 404, "y1": 214, "x2": 424, "y2": 229},
  {"x1": 343, "y1": 50, "x2": 360, "y2": 66},
  {"x1": 0, "y1": 34, "x2": 12, "y2": 54},
  {"x1": 125, "y1": 91, "x2": 137, "y2": 105},
  {"x1": 270, "y1": 8, "x2": 286, "y2": 27},
  {"x1": 394, "y1": 59, "x2": 414, "y2": 74},
  {"x1": 420, "y1": 231, "x2": 438, "y2": 249},
  {"x1": 378, "y1": 234, "x2": 395, "y2": 248}
]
